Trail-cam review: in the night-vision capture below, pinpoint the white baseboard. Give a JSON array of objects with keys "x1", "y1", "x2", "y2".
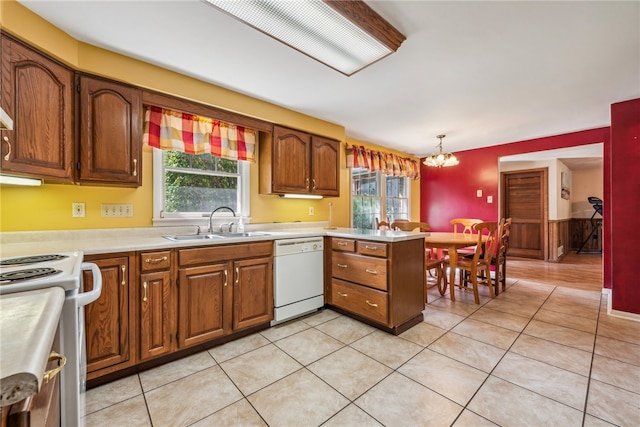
[{"x1": 602, "y1": 288, "x2": 640, "y2": 322}]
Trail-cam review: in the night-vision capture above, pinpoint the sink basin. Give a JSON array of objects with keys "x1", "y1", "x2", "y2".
[
  {"x1": 211, "y1": 232, "x2": 271, "y2": 238},
  {"x1": 162, "y1": 232, "x2": 270, "y2": 241}
]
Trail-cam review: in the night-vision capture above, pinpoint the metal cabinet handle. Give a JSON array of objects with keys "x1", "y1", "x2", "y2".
[
  {"x1": 337, "y1": 263, "x2": 348, "y2": 268},
  {"x1": 337, "y1": 292, "x2": 348, "y2": 297},
  {"x1": 145, "y1": 256, "x2": 167, "y2": 264},
  {"x1": 133, "y1": 158, "x2": 138, "y2": 177},
  {"x1": 312, "y1": 178, "x2": 316, "y2": 189},
  {"x1": 366, "y1": 300, "x2": 378, "y2": 308},
  {"x1": 143, "y1": 281, "x2": 148, "y2": 302},
  {"x1": 121, "y1": 265, "x2": 126, "y2": 286},
  {"x1": 224, "y1": 269, "x2": 228, "y2": 287},
  {"x1": 365, "y1": 245, "x2": 378, "y2": 250},
  {"x1": 365, "y1": 269, "x2": 378, "y2": 275},
  {"x1": 2, "y1": 136, "x2": 10, "y2": 161},
  {"x1": 337, "y1": 242, "x2": 348, "y2": 246},
  {"x1": 305, "y1": 178, "x2": 310, "y2": 190},
  {"x1": 235, "y1": 267, "x2": 239, "y2": 284},
  {"x1": 43, "y1": 351, "x2": 67, "y2": 384}
]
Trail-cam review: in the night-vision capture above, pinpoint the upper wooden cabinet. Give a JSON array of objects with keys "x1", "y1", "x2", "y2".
[
  {"x1": 0, "y1": 34, "x2": 75, "y2": 182},
  {"x1": 260, "y1": 125, "x2": 340, "y2": 197},
  {"x1": 77, "y1": 75, "x2": 142, "y2": 186}
]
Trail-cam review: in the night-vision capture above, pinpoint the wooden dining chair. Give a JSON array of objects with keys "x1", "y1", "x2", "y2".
[
  {"x1": 375, "y1": 217, "x2": 391, "y2": 230},
  {"x1": 451, "y1": 218, "x2": 482, "y2": 235},
  {"x1": 440, "y1": 221, "x2": 502, "y2": 304},
  {"x1": 390, "y1": 220, "x2": 430, "y2": 232},
  {"x1": 492, "y1": 217, "x2": 512, "y2": 294}
]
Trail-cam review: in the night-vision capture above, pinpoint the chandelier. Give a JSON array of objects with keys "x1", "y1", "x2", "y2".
[{"x1": 423, "y1": 134, "x2": 459, "y2": 167}]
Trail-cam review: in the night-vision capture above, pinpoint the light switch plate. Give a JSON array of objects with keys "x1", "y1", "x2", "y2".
[
  {"x1": 308, "y1": 206, "x2": 315, "y2": 216},
  {"x1": 477, "y1": 189, "x2": 482, "y2": 197},
  {"x1": 487, "y1": 195, "x2": 493, "y2": 203},
  {"x1": 101, "y1": 203, "x2": 133, "y2": 217}
]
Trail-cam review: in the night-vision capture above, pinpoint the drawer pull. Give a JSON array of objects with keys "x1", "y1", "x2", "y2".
[
  {"x1": 121, "y1": 265, "x2": 126, "y2": 286},
  {"x1": 145, "y1": 256, "x2": 168, "y2": 264},
  {"x1": 224, "y1": 269, "x2": 228, "y2": 287},
  {"x1": 365, "y1": 245, "x2": 378, "y2": 250},
  {"x1": 337, "y1": 263, "x2": 348, "y2": 268},
  {"x1": 143, "y1": 281, "x2": 148, "y2": 302},
  {"x1": 3, "y1": 136, "x2": 11, "y2": 161},
  {"x1": 365, "y1": 269, "x2": 378, "y2": 275},
  {"x1": 235, "y1": 267, "x2": 239, "y2": 284},
  {"x1": 133, "y1": 158, "x2": 138, "y2": 177},
  {"x1": 337, "y1": 241, "x2": 348, "y2": 246},
  {"x1": 366, "y1": 300, "x2": 378, "y2": 308},
  {"x1": 43, "y1": 351, "x2": 67, "y2": 384},
  {"x1": 337, "y1": 292, "x2": 348, "y2": 297}
]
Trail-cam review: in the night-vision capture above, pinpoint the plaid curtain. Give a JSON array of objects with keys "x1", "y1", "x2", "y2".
[
  {"x1": 143, "y1": 105, "x2": 257, "y2": 162},
  {"x1": 346, "y1": 145, "x2": 420, "y2": 179}
]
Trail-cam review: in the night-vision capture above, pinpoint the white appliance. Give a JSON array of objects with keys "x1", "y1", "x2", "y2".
[
  {"x1": 273, "y1": 237, "x2": 324, "y2": 324},
  {"x1": 0, "y1": 251, "x2": 102, "y2": 427}
]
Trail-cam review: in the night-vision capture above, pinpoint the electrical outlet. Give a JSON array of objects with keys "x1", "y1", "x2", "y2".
[
  {"x1": 477, "y1": 189, "x2": 482, "y2": 197},
  {"x1": 72, "y1": 202, "x2": 85, "y2": 218},
  {"x1": 487, "y1": 195, "x2": 493, "y2": 203},
  {"x1": 101, "y1": 203, "x2": 133, "y2": 217},
  {"x1": 308, "y1": 206, "x2": 315, "y2": 216}
]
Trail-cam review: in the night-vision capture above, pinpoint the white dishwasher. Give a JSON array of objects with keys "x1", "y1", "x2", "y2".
[{"x1": 273, "y1": 237, "x2": 324, "y2": 325}]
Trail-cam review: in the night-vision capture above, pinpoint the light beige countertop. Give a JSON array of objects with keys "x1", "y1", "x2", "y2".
[{"x1": 0, "y1": 287, "x2": 65, "y2": 407}]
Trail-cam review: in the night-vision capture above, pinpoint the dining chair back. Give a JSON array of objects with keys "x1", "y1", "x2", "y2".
[
  {"x1": 391, "y1": 221, "x2": 430, "y2": 232},
  {"x1": 492, "y1": 217, "x2": 512, "y2": 293},
  {"x1": 451, "y1": 218, "x2": 482, "y2": 234},
  {"x1": 375, "y1": 217, "x2": 391, "y2": 230}
]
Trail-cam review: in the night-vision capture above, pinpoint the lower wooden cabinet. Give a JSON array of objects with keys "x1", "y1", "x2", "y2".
[
  {"x1": 139, "y1": 269, "x2": 172, "y2": 361},
  {"x1": 233, "y1": 257, "x2": 273, "y2": 330}
]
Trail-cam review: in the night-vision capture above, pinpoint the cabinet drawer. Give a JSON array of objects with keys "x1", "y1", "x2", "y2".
[
  {"x1": 179, "y1": 242, "x2": 272, "y2": 266},
  {"x1": 140, "y1": 251, "x2": 171, "y2": 272},
  {"x1": 332, "y1": 238, "x2": 355, "y2": 252},
  {"x1": 332, "y1": 252, "x2": 387, "y2": 291},
  {"x1": 331, "y1": 279, "x2": 387, "y2": 325},
  {"x1": 357, "y1": 241, "x2": 388, "y2": 257}
]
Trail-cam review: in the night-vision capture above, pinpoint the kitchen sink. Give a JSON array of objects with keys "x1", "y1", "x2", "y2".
[
  {"x1": 215, "y1": 232, "x2": 271, "y2": 238},
  {"x1": 163, "y1": 232, "x2": 270, "y2": 241}
]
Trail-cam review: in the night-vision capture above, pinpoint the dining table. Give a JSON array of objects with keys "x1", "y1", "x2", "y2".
[{"x1": 423, "y1": 232, "x2": 484, "y2": 299}]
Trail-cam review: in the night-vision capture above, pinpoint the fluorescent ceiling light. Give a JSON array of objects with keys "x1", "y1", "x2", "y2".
[
  {"x1": 0, "y1": 175, "x2": 43, "y2": 186},
  {"x1": 203, "y1": 0, "x2": 405, "y2": 76},
  {"x1": 279, "y1": 194, "x2": 323, "y2": 199}
]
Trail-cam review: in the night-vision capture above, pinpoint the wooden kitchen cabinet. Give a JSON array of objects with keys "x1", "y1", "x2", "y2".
[
  {"x1": 77, "y1": 75, "x2": 142, "y2": 186},
  {"x1": 259, "y1": 125, "x2": 340, "y2": 196},
  {"x1": 328, "y1": 237, "x2": 424, "y2": 334},
  {"x1": 138, "y1": 251, "x2": 172, "y2": 361},
  {"x1": 233, "y1": 256, "x2": 273, "y2": 330},
  {"x1": 0, "y1": 34, "x2": 75, "y2": 182},
  {"x1": 83, "y1": 254, "x2": 134, "y2": 379}
]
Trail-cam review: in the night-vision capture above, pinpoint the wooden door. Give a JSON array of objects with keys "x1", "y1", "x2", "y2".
[
  {"x1": 233, "y1": 257, "x2": 273, "y2": 330},
  {"x1": 501, "y1": 169, "x2": 548, "y2": 259},
  {"x1": 139, "y1": 270, "x2": 172, "y2": 361},
  {"x1": 178, "y1": 262, "x2": 231, "y2": 347},
  {"x1": 77, "y1": 75, "x2": 142, "y2": 186},
  {"x1": 271, "y1": 126, "x2": 311, "y2": 194},
  {"x1": 84, "y1": 256, "x2": 132, "y2": 375},
  {"x1": 311, "y1": 135, "x2": 340, "y2": 196}
]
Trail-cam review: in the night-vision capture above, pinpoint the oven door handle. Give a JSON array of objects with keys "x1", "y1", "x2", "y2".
[{"x1": 73, "y1": 262, "x2": 103, "y2": 307}]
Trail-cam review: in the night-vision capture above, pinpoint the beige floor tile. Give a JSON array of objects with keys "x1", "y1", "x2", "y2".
[
  {"x1": 590, "y1": 354, "x2": 640, "y2": 394},
  {"x1": 208, "y1": 333, "x2": 270, "y2": 363},
  {"x1": 553, "y1": 286, "x2": 601, "y2": 301},
  {"x1": 355, "y1": 372, "x2": 462, "y2": 427},
  {"x1": 594, "y1": 334, "x2": 640, "y2": 366},
  {"x1": 191, "y1": 399, "x2": 267, "y2": 427},
  {"x1": 468, "y1": 376, "x2": 583, "y2": 427},
  {"x1": 350, "y1": 330, "x2": 423, "y2": 369},
  {"x1": 300, "y1": 308, "x2": 341, "y2": 326},
  {"x1": 493, "y1": 289, "x2": 548, "y2": 306},
  {"x1": 84, "y1": 394, "x2": 150, "y2": 427},
  {"x1": 220, "y1": 344, "x2": 302, "y2": 395},
  {"x1": 428, "y1": 297, "x2": 481, "y2": 317},
  {"x1": 138, "y1": 350, "x2": 215, "y2": 392},
  {"x1": 248, "y1": 369, "x2": 349, "y2": 426},
  {"x1": 308, "y1": 346, "x2": 392, "y2": 400},
  {"x1": 399, "y1": 321, "x2": 447, "y2": 347},
  {"x1": 586, "y1": 379, "x2": 640, "y2": 426},
  {"x1": 492, "y1": 352, "x2": 589, "y2": 410},
  {"x1": 323, "y1": 404, "x2": 384, "y2": 427},
  {"x1": 85, "y1": 374, "x2": 141, "y2": 414},
  {"x1": 534, "y1": 308, "x2": 597, "y2": 333},
  {"x1": 145, "y1": 365, "x2": 243, "y2": 426},
  {"x1": 451, "y1": 318, "x2": 519, "y2": 350},
  {"x1": 583, "y1": 414, "x2": 618, "y2": 426},
  {"x1": 398, "y1": 348, "x2": 488, "y2": 406},
  {"x1": 524, "y1": 319, "x2": 595, "y2": 352},
  {"x1": 510, "y1": 334, "x2": 593, "y2": 376},
  {"x1": 511, "y1": 280, "x2": 556, "y2": 294},
  {"x1": 314, "y1": 315, "x2": 376, "y2": 344},
  {"x1": 449, "y1": 286, "x2": 494, "y2": 305},
  {"x1": 541, "y1": 298, "x2": 600, "y2": 320},
  {"x1": 597, "y1": 315, "x2": 640, "y2": 345},
  {"x1": 429, "y1": 332, "x2": 506, "y2": 373},
  {"x1": 468, "y1": 306, "x2": 531, "y2": 332},
  {"x1": 452, "y1": 409, "x2": 498, "y2": 426},
  {"x1": 275, "y1": 327, "x2": 344, "y2": 365},
  {"x1": 484, "y1": 297, "x2": 542, "y2": 318},
  {"x1": 259, "y1": 318, "x2": 310, "y2": 342},
  {"x1": 422, "y1": 306, "x2": 466, "y2": 330}
]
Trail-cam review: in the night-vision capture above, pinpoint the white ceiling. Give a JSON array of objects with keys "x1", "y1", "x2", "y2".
[{"x1": 17, "y1": 0, "x2": 640, "y2": 159}]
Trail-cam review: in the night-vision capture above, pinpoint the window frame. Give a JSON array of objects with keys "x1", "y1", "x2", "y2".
[{"x1": 351, "y1": 168, "x2": 410, "y2": 229}]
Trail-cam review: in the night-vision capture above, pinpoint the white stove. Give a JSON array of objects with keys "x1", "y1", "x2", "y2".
[{"x1": 0, "y1": 251, "x2": 102, "y2": 427}]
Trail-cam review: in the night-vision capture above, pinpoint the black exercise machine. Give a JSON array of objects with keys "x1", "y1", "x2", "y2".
[{"x1": 577, "y1": 196, "x2": 603, "y2": 254}]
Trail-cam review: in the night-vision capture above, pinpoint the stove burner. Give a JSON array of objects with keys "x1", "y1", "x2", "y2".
[
  {"x1": 0, "y1": 267, "x2": 62, "y2": 283},
  {"x1": 0, "y1": 254, "x2": 68, "y2": 267}
]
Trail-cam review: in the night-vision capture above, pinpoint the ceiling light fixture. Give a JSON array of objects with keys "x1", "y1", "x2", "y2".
[
  {"x1": 423, "y1": 135, "x2": 459, "y2": 168},
  {"x1": 203, "y1": 0, "x2": 405, "y2": 76}
]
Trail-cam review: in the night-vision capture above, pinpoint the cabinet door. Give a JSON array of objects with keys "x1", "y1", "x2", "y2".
[
  {"x1": 84, "y1": 256, "x2": 132, "y2": 375},
  {"x1": 78, "y1": 75, "x2": 142, "y2": 186},
  {"x1": 271, "y1": 126, "x2": 311, "y2": 194},
  {"x1": 0, "y1": 34, "x2": 74, "y2": 182},
  {"x1": 233, "y1": 257, "x2": 273, "y2": 331},
  {"x1": 311, "y1": 136, "x2": 340, "y2": 196},
  {"x1": 178, "y1": 262, "x2": 231, "y2": 347},
  {"x1": 139, "y1": 270, "x2": 172, "y2": 361}
]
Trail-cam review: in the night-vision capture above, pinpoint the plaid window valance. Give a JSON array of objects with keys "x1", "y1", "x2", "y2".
[
  {"x1": 346, "y1": 145, "x2": 420, "y2": 179},
  {"x1": 143, "y1": 105, "x2": 257, "y2": 162}
]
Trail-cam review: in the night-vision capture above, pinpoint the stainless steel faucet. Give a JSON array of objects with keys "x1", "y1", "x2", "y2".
[{"x1": 209, "y1": 206, "x2": 236, "y2": 233}]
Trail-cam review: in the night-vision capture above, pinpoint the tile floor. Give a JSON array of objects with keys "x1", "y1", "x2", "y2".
[{"x1": 85, "y1": 268, "x2": 640, "y2": 426}]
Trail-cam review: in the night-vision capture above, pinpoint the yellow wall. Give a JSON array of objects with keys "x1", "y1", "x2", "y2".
[{"x1": 0, "y1": 0, "x2": 419, "y2": 232}]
